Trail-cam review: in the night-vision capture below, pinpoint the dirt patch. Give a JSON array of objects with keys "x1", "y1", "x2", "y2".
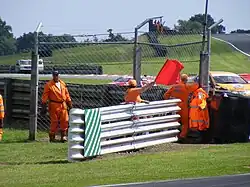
[
  {"x1": 0, "y1": 162, "x2": 10, "y2": 166},
  {"x1": 99, "y1": 143, "x2": 219, "y2": 159}
]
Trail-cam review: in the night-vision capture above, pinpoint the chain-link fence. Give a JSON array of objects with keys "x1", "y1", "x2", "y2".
[
  {"x1": 38, "y1": 32, "x2": 135, "y2": 75},
  {"x1": 35, "y1": 26, "x2": 205, "y2": 133},
  {"x1": 137, "y1": 30, "x2": 203, "y2": 76}
]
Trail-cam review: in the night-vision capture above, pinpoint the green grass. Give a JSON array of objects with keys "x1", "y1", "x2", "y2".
[
  {"x1": 1, "y1": 129, "x2": 250, "y2": 187},
  {"x1": 157, "y1": 34, "x2": 250, "y2": 74},
  {"x1": 0, "y1": 34, "x2": 250, "y2": 76}
]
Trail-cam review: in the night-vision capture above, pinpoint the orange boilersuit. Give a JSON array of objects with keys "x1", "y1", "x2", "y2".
[
  {"x1": 124, "y1": 88, "x2": 143, "y2": 103},
  {"x1": 42, "y1": 79, "x2": 71, "y2": 134},
  {"x1": 0, "y1": 94, "x2": 4, "y2": 141},
  {"x1": 189, "y1": 88, "x2": 210, "y2": 131},
  {"x1": 164, "y1": 82, "x2": 199, "y2": 138}
]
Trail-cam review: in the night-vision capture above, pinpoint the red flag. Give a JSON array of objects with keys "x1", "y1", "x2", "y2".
[{"x1": 155, "y1": 59, "x2": 184, "y2": 85}]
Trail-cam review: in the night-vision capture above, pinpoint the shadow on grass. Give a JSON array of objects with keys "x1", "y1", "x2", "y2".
[
  {"x1": 0, "y1": 159, "x2": 69, "y2": 166},
  {"x1": 1, "y1": 138, "x2": 65, "y2": 144},
  {"x1": 0, "y1": 156, "x2": 100, "y2": 166},
  {"x1": 1, "y1": 139, "x2": 34, "y2": 144}
]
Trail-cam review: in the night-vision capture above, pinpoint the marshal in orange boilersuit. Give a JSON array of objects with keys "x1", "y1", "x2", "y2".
[
  {"x1": 0, "y1": 94, "x2": 5, "y2": 141},
  {"x1": 163, "y1": 74, "x2": 199, "y2": 139},
  {"x1": 41, "y1": 75, "x2": 72, "y2": 142}
]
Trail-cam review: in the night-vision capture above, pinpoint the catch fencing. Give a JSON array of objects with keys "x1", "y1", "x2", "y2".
[
  {"x1": 68, "y1": 99, "x2": 181, "y2": 162},
  {"x1": 37, "y1": 30, "x2": 204, "y2": 77},
  {"x1": 0, "y1": 78, "x2": 167, "y2": 131},
  {"x1": 22, "y1": 19, "x2": 206, "y2": 139},
  {"x1": 34, "y1": 27, "x2": 204, "y2": 131}
]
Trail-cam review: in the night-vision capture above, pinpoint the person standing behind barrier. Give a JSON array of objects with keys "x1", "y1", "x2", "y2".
[
  {"x1": 124, "y1": 79, "x2": 155, "y2": 104},
  {"x1": 189, "y1": 87, "x2": 210, "y2": 137},
  {"x1": 0, "y1": 94, "x2": 5, "y2": 141},
  {"x1": 41, "y1": 70, "x2": 73, "y2": 143},
  {"x1": 163, "y1": 74, "x2": 199, "y2": 141}
]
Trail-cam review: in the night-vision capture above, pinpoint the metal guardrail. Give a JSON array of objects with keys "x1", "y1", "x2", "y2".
[
  {"x1": 68, "y1": 99, "x2": 181, "y2": 162},
  {"x1": 0, "y1": 64, "x2": 103, "y2": 75}
]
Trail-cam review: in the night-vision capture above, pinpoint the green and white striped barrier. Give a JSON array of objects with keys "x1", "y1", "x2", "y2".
[{"x1": 68, "y1": 99, "x2": 181, "y2": 162}]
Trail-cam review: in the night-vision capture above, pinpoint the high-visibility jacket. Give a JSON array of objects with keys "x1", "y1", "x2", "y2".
[
  {"x1": 0, "y1": 94, "x2": 4, "y2": 119},
  {"x1": 164, "y1": 82, "x2": 199, "y2": 109},
  {"x1": 42, "y1": 79, "x2": 71, "y2": 106},
  {"x1": 124, "y1": 88, "x2": 142, "y2": 103},
  {"x1": 189, "y1": 88, "x2": 210, "y2": 131}
]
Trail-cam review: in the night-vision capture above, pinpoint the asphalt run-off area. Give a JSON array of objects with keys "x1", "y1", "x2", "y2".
[{"x1": 91, "y1": 173, "x2": 250, "y2": 187}]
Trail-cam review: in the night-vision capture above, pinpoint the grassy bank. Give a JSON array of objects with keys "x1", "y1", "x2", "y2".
[{"x1": 0, "y1": 34, "x2": 249, "y2": 76}]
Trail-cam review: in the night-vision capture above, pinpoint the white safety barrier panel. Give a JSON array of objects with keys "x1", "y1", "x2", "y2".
[{"x1": 68, "y1": 99, "x2": 181, "y2": 162}]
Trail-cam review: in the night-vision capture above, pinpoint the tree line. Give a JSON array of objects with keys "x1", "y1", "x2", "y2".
[
  {"x1": 230, "y1": 29, "x2": 250, "y2": 34},
  {"x1": 172, "y1": 14, "x2": 226, "y2": 34},
  {"x1": 0, "y1": 17, "x2": 129, "y2": 57}
]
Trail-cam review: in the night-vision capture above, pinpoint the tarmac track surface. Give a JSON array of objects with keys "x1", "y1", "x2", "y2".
[
  {"x1": 213, "y1": 33, "x2": 250, "y2": 55},
  {"x1": 91, "y1": 173, "x2": 250, "y2": 187}
]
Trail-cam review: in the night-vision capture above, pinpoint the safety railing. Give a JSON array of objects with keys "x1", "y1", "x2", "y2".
[{"x1": 68, "y1": 99, "x2": 181, "y2": 162}]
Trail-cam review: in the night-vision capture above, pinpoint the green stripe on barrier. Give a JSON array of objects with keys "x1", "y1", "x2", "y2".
[{"x1": 84, "y1": 108, "x2": 101, "y2": 157}]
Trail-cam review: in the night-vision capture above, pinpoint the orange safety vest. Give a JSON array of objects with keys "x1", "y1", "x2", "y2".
[
  {"x1": 189, "y1": 88, "x2": 209, "y2": 131},
  {"x1": 0, "y1": 94, "x2": 5, "y2": 119}
]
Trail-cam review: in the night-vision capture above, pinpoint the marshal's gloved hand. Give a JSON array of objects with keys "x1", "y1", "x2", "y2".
[
  {"x1": 142, "y1": 100, "x2": 150, "y2": 104},
  {"x1": 40, "y1": 103, "x2": 47, "y2": 116},
  {"x1": 67, "y1": 101, "x2": 73, "y2": 110}
]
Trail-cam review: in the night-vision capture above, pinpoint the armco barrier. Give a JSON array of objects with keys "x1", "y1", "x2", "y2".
[
  {"x1": 0, "y1": 64, "x2": 103, "y2": 75},
  {"x1": 41, "y1": 64, "x2": 103, "y2": 75},
  {"x1": 68, "y1": 99, "x2": 181, "y2": 162}
]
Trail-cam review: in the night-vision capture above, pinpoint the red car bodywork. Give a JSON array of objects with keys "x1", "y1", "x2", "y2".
[
  {"x1": 239, "y1": 74, "x2": 250, "y2": 83},
  {"x1": 110, "y1": 76, "x2": 155, "y2": 87}
]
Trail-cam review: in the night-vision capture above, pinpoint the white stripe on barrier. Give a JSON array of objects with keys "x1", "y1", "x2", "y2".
[
  {"x1": 101, "y1": 114, "x2": 180, "y2": 132},
  {"x1": 68, "y1": 99, "x2": 181, "y2": 162},
  {"x1": 101, "y1": 130, "x2": 179, "y2": 147}
]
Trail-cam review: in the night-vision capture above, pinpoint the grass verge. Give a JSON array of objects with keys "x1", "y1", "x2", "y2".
[
  {"x1": 18, "y1": 77, "x2": 112, "y2": 84},
  {"x1": 0, "y1": 34, "x2": 250, "y2": 76},
  {"x1": 1, "y1": 129, "x2": 250, "y2": 187}
]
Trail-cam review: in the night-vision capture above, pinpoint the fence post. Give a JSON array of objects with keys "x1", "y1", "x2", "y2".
[
  {"x1": 133, "y1": 28, "x2": 138, "y2": 80},
  {"x1": 207, "y1": 29, "x2": 211, "y2": 72},
  {"x1": 3, "y1": 78, "x2": 12, "y2": 127},
  {"x1": 133, "y1": 16, "x2": 163, "y2": 82},
  {"x1": 135, "y1": 47, "x2": 142, "y2": 86},
  {"x1": 199, "y1": 52, "x2": 209, "y2": 93},
  {"x1": 29, "y1": 22, "x2": 42, "y2": 141},
  {"x1": 201, "y1": 0, "x2": 209, "y2": 52}
]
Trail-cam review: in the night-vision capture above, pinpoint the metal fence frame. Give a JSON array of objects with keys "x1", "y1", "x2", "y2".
[{"x1": 29, "y1": 17, "x2": 212, "y2": 140}]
